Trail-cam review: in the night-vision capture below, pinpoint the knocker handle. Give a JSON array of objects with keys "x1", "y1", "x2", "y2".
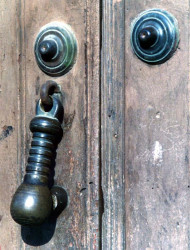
[{"x1": 10, "y1": 81, "x2": 67, "y2": 226}]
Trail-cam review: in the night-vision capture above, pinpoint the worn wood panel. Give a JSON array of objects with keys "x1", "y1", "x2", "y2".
[
  {"x1": 101, "y1": 0, "x2": 126, "y2": 249},
  {"x1": 125, "y1": 0, "x2": 190, "y2": 249},
  {"x1": 19, "y1": 0, "x2": 100, "y2": 249},
  {"x1": 85, "y1": 0, "x2": 101, "y2": 248},
  {"x1": 102, "y1": 0, "x2": 190, "y2": 249},
  {"x1": 0, "y1": 0, "x2": 100, "y2": 249},
  {"x1": 0, "y1": 1, "x2": 22, "y2": 249}
]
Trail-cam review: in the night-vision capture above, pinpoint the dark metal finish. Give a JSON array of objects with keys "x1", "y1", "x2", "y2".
[
  {"x1": 10, "y1": 83, "x2": 67, "y2": 226},
  {"x1": 131, "y1": 9, "x2": 179, "y2": 64},
  {"x1": 40, "y1": 80, "x2": 61, "y2": 110},
  {"x1": 138, "y1": 27, "x2": 158, "y2": 49},
  {"x1": 38, "y1": 40, "x2": 58, "y2": 62},
  {"x1": 51, "y1": 186, "x2": 68, "y2": 217},
  {"x1": 34, "y1": 22, "x2": 77, "y2": 76}
]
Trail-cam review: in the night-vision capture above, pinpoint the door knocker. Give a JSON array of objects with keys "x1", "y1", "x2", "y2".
[{"x1": 10, "y1": 81, "x2": 67, "y2": 226}]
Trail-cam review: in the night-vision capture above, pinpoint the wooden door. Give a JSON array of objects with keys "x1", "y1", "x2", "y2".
[
  {"x1": 102, "y1": 0, "x2": 190, "y2": 249},
  {"x1": 0, "y1": 0, "x2": 100, "y2": 249},
  {"x1": 0, "y1": 0, "x2": 189, "y2": 249}
]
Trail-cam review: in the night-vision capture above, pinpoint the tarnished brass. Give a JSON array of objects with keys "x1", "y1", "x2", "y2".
[
  {"x1": 34, "y1": 22, "x2": 77, "y2": 76},
  {"x1": 131, "y1": 9, "x2": 179, "y2": 64},
  {"x1": 10, "y1": 82, "x2": 67, "y2": 226}
]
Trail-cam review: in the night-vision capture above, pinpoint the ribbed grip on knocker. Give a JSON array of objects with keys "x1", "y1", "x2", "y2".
[{"x1": 10, "y1": 82, "x2": 66, "y2": 226}]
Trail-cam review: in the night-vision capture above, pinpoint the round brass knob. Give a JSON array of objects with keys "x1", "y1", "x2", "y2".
[
  {"x1": 10, "y1": 182, "x2": 53, "y2": 226},
  {"x1": 34, "y1": 22, "x2": 77, "y2": 76},
  {"x1": 138, "y1": 27, "x2": 158, "y2": 49},
  {"x1": 131, "y1": 9, "x2": 179, "y2": 64},
  {"x1": 38, "y1": 40, "x2": 58, "y2": 62}
]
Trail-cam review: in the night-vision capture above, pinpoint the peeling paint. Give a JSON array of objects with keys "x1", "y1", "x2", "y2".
[{"x1": 153, "y1": 141, "x2": 163, "y2": 165}]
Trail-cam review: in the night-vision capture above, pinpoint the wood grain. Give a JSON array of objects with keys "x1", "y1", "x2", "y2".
[
  {"x1": 0, "y1": 0, "x2": 100, "y2": 249},
  {"x1": 21, "y1": 0, "x2": 100, "y2": 249},
  {"x1": 1, "y1": 0, "x2": 188, "y2": 248},
  {"x1": 102, "y1": 0, "x2": 190, "y2": 249},
  {"x1": 125, "y1": 0, "x2": 190, "y2": 249},
  {"x1": 85, "y1": 0, "x2": 101, "y2": 249},
  {"x1": 0, "y1": 1, "x2": 22, "y2": 249},
  {"x1": 101, "y1": 0, "x2": 126, "y2": 249}
]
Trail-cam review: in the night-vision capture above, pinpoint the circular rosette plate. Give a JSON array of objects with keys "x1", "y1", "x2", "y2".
[
  {"x1": 131, "y1": 9, "x2": 179, "y2": 64},
  {"x1": 34, "y1": 22, "x2": 77, "y2": 76}
]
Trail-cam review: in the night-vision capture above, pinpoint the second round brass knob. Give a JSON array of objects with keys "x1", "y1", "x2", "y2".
[{"x1": 131, "y1": 9, "x2": 179, "y2": 64}]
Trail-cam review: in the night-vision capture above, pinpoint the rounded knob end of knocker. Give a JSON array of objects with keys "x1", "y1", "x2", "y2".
[{"x1": 10, "y1": 183, "x2": 52, "y2": 226}]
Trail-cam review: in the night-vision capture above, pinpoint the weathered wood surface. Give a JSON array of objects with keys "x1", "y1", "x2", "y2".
[
  {"x1": 22, "y1": 0, "x2": 100, "y2": 249},
  {"x1": 0, "y1": 1, "x2": 22, "y2": 249},
  {"x1": 102, "y1": 0, "x2": 190, "y2": 249},
  {"x1": 1, "y1": 0, "x2": 189, "y2": 249},
  {"x1": 0, "y1": 0, "x2": 100, "y2": 249},
  {"x1": 101, "y1": 0, "x2": 126, "y2": 249},
  {"x1": 125, "y1": 1, "x2": 190, "y2": 249}
]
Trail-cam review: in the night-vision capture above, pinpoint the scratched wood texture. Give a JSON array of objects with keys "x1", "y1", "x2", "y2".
[
  {"x1": 0, "y1": 1, "x2": 21, "y2": 249},
  {"x1": 0, "y1": 0, "x2": 100, "y2": 249},
  {"x1": 1, "y1": 0, "x2": 189, "y2": 249},
  {"x1": 125, "y1": 1, "x2": 190, "y2": 249},
  {"x1": 101, "y1": 0, "x2": 126, "y2": 249},
  {"x1": 102, "y1": 0, "x2": 190, "y2": 249}
]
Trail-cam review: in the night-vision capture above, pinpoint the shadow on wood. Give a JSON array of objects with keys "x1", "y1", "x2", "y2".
[
  {"x1": 21, "y1": 187, "x2": 68, "y2": 246},
  {"x1": 21, "y1": 215, "x2": 57, "y2": 246}
]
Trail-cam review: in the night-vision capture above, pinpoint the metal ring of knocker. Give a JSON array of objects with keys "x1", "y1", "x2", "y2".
[
  {"x1": 40, "y1": 80, "x2": 62, "y2": 111},
  {"x1": 10, "y1": 81, "x2": 67, "y2": 226}
]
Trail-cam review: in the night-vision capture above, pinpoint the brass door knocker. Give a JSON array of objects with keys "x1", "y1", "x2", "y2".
[{"x1": 10, "y1": 81, "x2": 67, "y2": 226}]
